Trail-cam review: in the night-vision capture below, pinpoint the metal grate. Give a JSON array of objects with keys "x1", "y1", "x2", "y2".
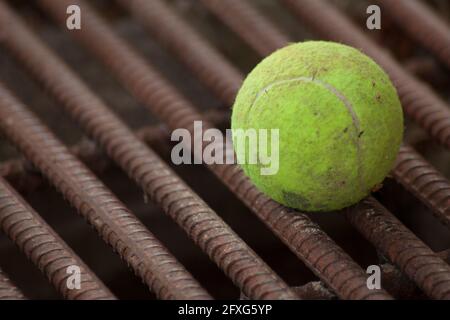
[{"x1": 0, "y1": 0, "x2": 449, "y2": 300}]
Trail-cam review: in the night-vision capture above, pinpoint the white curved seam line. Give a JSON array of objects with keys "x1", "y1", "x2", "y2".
[{"x1": 252, "y1": 77, "x2": 364, "y2": 192}]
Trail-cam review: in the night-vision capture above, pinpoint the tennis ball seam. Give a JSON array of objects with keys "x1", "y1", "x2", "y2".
[{"x1": 249, "y1": 76, "x2": 364, "y2": 191}]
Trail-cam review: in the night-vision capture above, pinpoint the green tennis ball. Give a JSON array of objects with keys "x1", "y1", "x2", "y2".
[{"x1": 231, "y1": 41, "x2": 403, "y2": 212}]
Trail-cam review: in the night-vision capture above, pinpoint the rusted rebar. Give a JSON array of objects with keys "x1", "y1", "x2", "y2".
[
  {"x1": 278, "y1": 0, "x2": 450, "y2": 149},
  {"x1": 199, "y1": 0, "x2": 289, "y2": 57},
  {"x1": 0, "y1": 82, "x2": 211, "y2": 300},
  {"x1": 0, "y1": 267, "x2": 26, "y2": 300},
  {"x1": 393, "y1": 145, "x2": 450, "y2": 227},
  {"x1": 116, "y1": 0, "x2": 242, "y2": 107},
  {"x1": 376, "y1": 0, "x2": 450, "y2": 70},
  {"x1": 121, "y1": 0, "x2": 450, "y2": 299},
  {"x1": 2, "y1": 123, "x2": 449, "y2": 299},
  {"x1": 37, "y1": 0, "x2": 391, "y2": 300},
  {"x1": 241, "y1": 281, "x2": 337, "y2": 300},
  {"x1": 198, "y1": 0, "x2": 450, "y2": 149},
  {"x1": 346, "y1": 197, "x2": 450, "y2": 299},
  {"x1": 117, "y1": 0, "x2": 450, "y2": 227},
  {"x1": 0, "y1": 110, "x2": 227, "y2": 187},
  {"x1": 0, "y1": 176, "x2": 115, "y2": 299},
  {"x1": 0, "y1": 2, "x2": 297, "y2": 300}
]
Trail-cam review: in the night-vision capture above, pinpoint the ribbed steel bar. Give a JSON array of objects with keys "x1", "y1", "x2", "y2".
[
  {"x1": 2, "y1": 123, "x2": 448, "y2": 299},
  {"x1": 0, "y1": 267, "x2": 26, "y2": 299},
  {"x1": 393, "y1": 145, "x2": 450, "y2": 227},
  {"x1": 0, "y1": 83, "x2": 211, "y2": 300},
  {"x1": 199, "y1": 0, "x2": 450, "y2": 149},
  {"x1": 440, "y1": 249, "x2": 450, "y2": 264},
  {"x1": 0, "y1": 176, "x2": 115, "y2": 299},
  {"x1": 116, "y1": 0, "x2": 450, "y2": 228},
  {"x1": 37, "y1": 0, "x2": 392, "y2": 300},
  {"x1": 122, "y1": 0, "x2": 450, "y2": 232},
  {"x1": 120, "y1": 0, "x2": 449, "y2": 298},
  {"x1": 376, "y1": 0, "x2": 450, "y2": 70},
  {"x1": 116, "y1": 0, "x2": 242, "y2": 107},
  {"x1": 346, "y1": 197, "x2": 450, "y2": 299},
  {"x1": 241, "y1": 281, "x2": 336, "y2": 300},
  {"x1": 0, "y1": 110, "x2": 227, "y2": 185},
  {"x1": 0, "y1": 3, "x2": 297, "y2": 300},
  {"x1": 278, "y1": 0, "x2": 450, "y2": 149},
  {"x1": 199, "y1": 0, "x2": 289, "y2": 57}
]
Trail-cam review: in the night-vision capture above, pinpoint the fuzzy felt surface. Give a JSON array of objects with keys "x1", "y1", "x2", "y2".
[{"x1": 231, "y1": 41, "x2": 404, "y2": 212}]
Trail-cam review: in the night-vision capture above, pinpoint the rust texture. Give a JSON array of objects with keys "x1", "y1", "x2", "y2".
[
  {"x1": 0, "y1": 2, "x2": 297, "y2": 300},
  {"x1": 0, "y1": 110, "x2": 227, "y2": 185},
  {"x1": 394, "y1": 145, "x2": 450, "y2": 228},
  {"x1": 0, "y1": 176, "x2": 116, "y2": 299},
  {"x1": 116, "y1": 0, "x2": 242, "y2": 107},
  {"x1": 120, "y1": 0, "x2": 450, "y2": 299},
  {"x1": 199, "y1": 0, "x2": 289, "y2": 57},
  {"x1": 241, "y1": 281, "x2": 337, "y2": 300},
  {"x1": 376, "y1": 0, "x2": 450, "y2": 70},
  {"x1": 199, "y1": 0, "x2": 450, "y2": 149},
  {"x1": 35, "y1": 0, "x2": 393, "y2": 300},
  {"x1": 159, "y1": 0, "x2": 450, "y2": 235},
  {"x1": 0, "y1": 82, "x2": 211, "y2": 300},
  {"x1": 346, "y1": 197, "x2": 450, "y2": 299},
  {"x1": 0, "y1": 267, "x2": 26, "y2": 300}
]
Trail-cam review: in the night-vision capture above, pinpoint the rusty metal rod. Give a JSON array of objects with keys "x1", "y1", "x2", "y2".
[
  {"x1": 201, "y1": 0, "x2": 450, "y2": 149},
  {"x1": 120, "y1": 1, "x2": 450, "y2": 298},
  {"x1": 375, "y1": 0, "x2": 450, "y2": 70},
  {"x1": 0, "y1": 3, "x2": 297, "y2": 300},
  {"x1": 0, "y1": 267, "x2": 26, "y2": 300},
  {"x1": 0, "y1": 124, "x2": 450, "y2": 299},
  {"x1": 120, "y1": 0, "x2": 450, "y2": 231},
  {"x1": 116, "y1": 0, "x2": 242, "y2": 107},
  {"x1": 199, "y1": 0, "x2": 289, "y2": 57},
  {"x1": 143, "y1": 0, "x2": 450, "y2": 230},
  {"x1": 0, "y1": 110, "x2": 227, "y2": 185},
  {"x1": 278, "y1": 0, "x2": 450, "y2": 149},
  {"x1": 0, "y1": 82, "x2": 211, "y2": 300},
  {"x1": 241, "y1": 281, "x2": 337, "y2": 300},
  {"x1": 346, "y1": 197, "x2": 450, "y2": 299},
  {"x1": 2, "y1": 122, "x2": 449, "y2": 299},
  {"x1": 393, "y1": 145, "x2": 450, "y2": 227},
  {"x1": 0, "y1": 176, "x2": 115, "y2": 299},
  {"x1": 37, "y1": 0, "x2": 392, "y2": 300}
]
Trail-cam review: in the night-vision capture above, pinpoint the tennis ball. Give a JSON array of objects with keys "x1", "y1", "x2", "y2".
[{"x1": 231, "y1": 41, "x2": 403, "y2": 212}]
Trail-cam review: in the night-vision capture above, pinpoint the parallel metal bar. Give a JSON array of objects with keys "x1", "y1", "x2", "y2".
[
  {"x1": 124, "y1": 0, "x2": 450, "y2": 231},
  {"x1": 0, "y1": 82, "x2": 211, "y2": 300},
  {"x1": 118, "y1": 1, "x2": 450, "y2": 298},
  {"x1": 241, "y1": 282, "x2": 337, "y2": 300},
  {"x1": 346, "y1": 197, "x2": 450, "y2": 299},
  {"x1": 394, "y1": 145, "x2": 450, "y2": 227},
  {"x1": 0, "y1": 110, "x2": 227, "y2": 185},
  {"x1": 2, "y1": 121, "x2": 449, "y2": 299},
  {"x1": 0, "y1": 176, "x2": 115, "y2": 299},
  {"x1": 376, "y1": 0, "x2": 450, "y2": 70},
  {"x1": 0, "y1": 3, "x2": 297, "y2": 300},
  {"x1": 0, "y1": 267, "x2": 26, "y2": 299},
  {"x1": 278, "y1": 0, "x2": 450, "y2": 149},
  {"x1": 116, "y1": 0, "x2": 242, "y2": 107},
  {"x1": 200, "y1": 0, "x2": 289, "y2": 57},
  {"x1": 37, "y1": 0, "x2": 391, "y2": 300},
  {"x1": 201, "y1": 0, "x2": 450, "y2": 150}
]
